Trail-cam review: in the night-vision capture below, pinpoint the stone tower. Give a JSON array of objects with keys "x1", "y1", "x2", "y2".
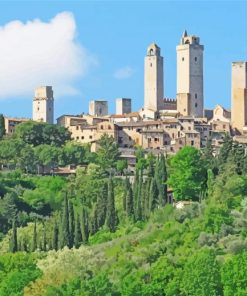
[
  {"x1": 89, "y1": 100, "x2": 108, "y2": 116},
  {"x1": 116, "y1": 98, "x2": 132, "y2": 115},
  {"x1": 231, "y1": 62, "x2": 247, "y2": 134},
  {"x1": 33, "y1": 86, "x2": 54, "y2": 124},
  {"x1": 144, "y1": 43, "x2": 164, "y2": 112},
  {"x1": 176, "y1": 30, "x2": 204, "y2": 117}
]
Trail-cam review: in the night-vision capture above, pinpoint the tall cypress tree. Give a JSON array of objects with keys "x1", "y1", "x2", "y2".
[
  {"x1": 53, "y1": 221, "x2": 59, "y2": 251},
  {"x1": 61, "y1": 192, "x2": 70, "y2": 248},
  {"x1": 74, "y1": 213, "x2": 82, "y2": 248},
  {"x1": 43, "y1": 222, "x2": 47, "y2": 251},
  {"x1": 32, "y1": 220, "x2": 37, "y2": 252},
  {"x1": 9, "y1": 216, "x2": 17, "y2": 253},
  {"x1": 95, "y1": 182, "x2": 107, "y2": 229},
  {"x1": 135, "y1": 171, "x2": 143, "y2": 221},
  {"x1": 68, "y1": 200, "x2": 75, "y2": 248},
  {"x1": 105, "y1": 178, "x2": 118, "y2": 232},
  {"x1": 155, "y1": 154, "x2": 167, "y2": 207},
  {"x1": 125, "y1": 178, "x2": 134, "y2": 218},
  {"x1": 149, "y1": 178, "x2": 159, "y2": 211},
  {"x1": 81, "y1": 207, "x2": 89, "y2": 243},
  {"x1": 0, "y1": 114, "x2": 5, "y2": 139}
]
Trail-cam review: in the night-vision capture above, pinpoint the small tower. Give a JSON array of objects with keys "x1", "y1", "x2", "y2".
[
  {"x1": 144, "y1": 43, "x2": 164, "y2": 112},
  {"x1": 33, "y1": 86, "x2": 54, "y2": 124},
  {"x1": 89, "y1": 100, "x2": 108, "y2": 116},
  {"x1": 231, "y1": 62, "x2": 247, "y2": 134},
  {"x1": 116, "y1": 98, "x2": 132, "y2": 115},
  {"x1": 176, "y1": 31, "x2": 204, "y2": 117}
]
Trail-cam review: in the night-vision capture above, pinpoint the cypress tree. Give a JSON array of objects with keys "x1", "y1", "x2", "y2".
[
  {"x1": 68, "y1": 200, "x2": 75, "y2": 248},
  {"x1": 9, "y1": 216, "x2": 17, "y2": 253},
  {"x1": 149, "y1": 178, "x2": 159, "y2": 211},
  {"x1": 155, "y1": 154, "x2": 167, "y2": 207},
  {"x1": 135, "y1": 171, "x2": 143, "y2": 221},
  {"x1": 218, "y1": 133, "x2": 233, "y2": 170},
  {"x1": 81, "y1": 207, "x2": 89, "y2": 243},
  {"x1": 125, "y1": 178, "x2": 134, "y2": 218},
  {"x1": 74, "y1": 214, "x2": 82, "y2": 248},
  {"x1": 43, "y1": 222, "x2": 47, "y2": 251},
  {"x1": 61, "y1": 192, "x2": 70, "y2": 248},
  {"x1": 89, "y1": 208, "x2": 98, "y2": 235},
  {"x1": 32, "y1": 220, "x2": 37, "y2": 252},
  {"x1": 52, "y1": 221, "x2": 59, "y2": 251},
  {"x1": 105, "y1": 178, "x2": 118, "y2": 232},
  {"x1": 0, "y1": 114, "x2": 5, "y2": 139},
  {"x1": 95, "y1": 182, "x2": 107, "y2": 228}
]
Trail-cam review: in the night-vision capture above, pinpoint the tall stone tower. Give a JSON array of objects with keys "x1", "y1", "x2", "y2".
[
  {"x1": 33, "y1": 86, "x2": 54, "y2": 124},
  {"x1": 176, "y1": 30, "x2": 204, "y2": 117},
  {"x1": 144, "y1": 43, "x2": 164, "y2": 112},
  {"x1": 231, "y1": 62, "x2": 247, "y2": 134}
]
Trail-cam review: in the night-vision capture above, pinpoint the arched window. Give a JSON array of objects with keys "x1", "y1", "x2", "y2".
[{"x1": 149, "y1": 49, "x2": 154, "y2": 56}]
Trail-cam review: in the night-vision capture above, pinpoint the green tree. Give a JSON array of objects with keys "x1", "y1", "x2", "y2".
[
  {"x1": 61, "y1": 193, "x2": 70, "y2": 248},
  {"x1": 116, "y1": 159, "x2": 128, "y2": 175},
  {"x1": 181, "y1": 248, "x2": 223, "y2": 296},
  {"x1": 167, "y1": 146, "x2": 207, "y2": 201},
  {"x1": 149, "y1": 178, "x2": 159, "y2": 211},
  {"x1": 32, "y1": 220, "x2": 37, "y2": 252},
  {"x1": 68, "y1": 200, "x2": 75, "y2": 248},
  {"x1": 9, "y1": 216, "x2": 18, "y2": 253},
  {"x1": 0, "y1": 114, "x2": 6, "y2": 139},
  {"x1": 52, "y1": 221, "x2": 59, "y2": 251},
  {"x1": 154, "y1": 154, "x2": 167, "y2": 206},
  {"x1": 95, "y1": 182, "x2": 107, "y2": 229},
  {"x1": 105, "y1": 178, "x2": 118, "y2": 232},
  {"x1": 218, "y1": 133, "x2": 233, "y2": 170},
  {"x1": 125, "y1": 178, "x2": 134, "y2": 218},
  {"x1": 81, "y1": 207, "x2": 89, "y2": 243},
  {"x1": 221, "y1": 250, "x2": 247, "y2": 296},
  {"x1": 96, "y1": 134, "x2": 120, "y2": 173},
  {"x1": 74, "y1": 214, "x2": 82, "y2": 248}
]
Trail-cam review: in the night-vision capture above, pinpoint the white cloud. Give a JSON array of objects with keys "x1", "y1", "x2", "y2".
[
  {"x1": 0, "y1": 12, "x2": 96, "y2": 99},
  {"x1": 114, "y1": 66, "x2": 135, "y2": 80}
]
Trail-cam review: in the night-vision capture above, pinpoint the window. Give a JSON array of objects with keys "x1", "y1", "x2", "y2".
[
  {"x1": 76, "y1": 136, "x2": 79, "y2": 140},
  {"x1": 101, "y1": 125, "x2": 104, "y2": 130},
  {"x1": 191, "y1": 140, "x2": 194, "y2": 146},
  {"x1": 150, "y1": 63, "x2": 152, "y2": 67},
  {"x1": 154, "y1": 137, "x2": 159, "y2": 142},
  {"x1": 89, "y1": 135, "x2": 92, "y2": 139},
  {"x1": 129, "y1": 136, "x2": 131, "y2": 141},
  {"x1": 76, "y1": 126, "x2": 79, "y2": 130},
  {"x1": 188, "y1": 126, "x2": 191, "y2": 130},
  {"x1": 223, "y1": 124, "x2": 226, "y2": 129},
  {"x1": 182, "y1": 57, "x2": 184, "y2": 61},
  {"x1": 81, "y1": 136, "x2": 84, "y2": 140},
  {"x1": 195, "y1": 57, "x2": 197, "y2": 62},
  {"x1": 195, "y1": 93, "x2": 197, "y2": 99},
  {"x1": 108, "y1": 125, "x2": 111, "y2": 130},
  {"x1": 195, "y1": 103, "x2": 198, "y2": 108},
  {"x1": 37, "y1": 107, "x2": 40, "y2": 111}
]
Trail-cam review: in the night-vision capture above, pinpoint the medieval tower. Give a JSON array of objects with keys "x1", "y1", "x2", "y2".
[
  {"x1": 231, "y1": 62, "x2": 247, "y2": 134},
  {"x1": 176, "y1": 30, "x2": 204, "y2": 117},
  {"x1": 33, "y1": 86, "x2": 54, "y2": 124},
  {"x1": 144, "y1": 43, "x2": 164, "y2": 112}
]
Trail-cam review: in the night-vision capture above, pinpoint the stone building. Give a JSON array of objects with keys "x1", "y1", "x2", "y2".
[
  {"x1": 231, "y1": 62, "x2": 247, "y2": 134},
  {"x1": 144, "y1": 43, "x2": 164, "y2": 113},
  {"x1": 33, "y1": 86, "x2": 54, "y2": 124},
  {"x1": 176, "y1": 30, "x2": 204, "y2": 117},
  {"x1": 4, "y1": 117, "x2": 29, "y2": 135}
]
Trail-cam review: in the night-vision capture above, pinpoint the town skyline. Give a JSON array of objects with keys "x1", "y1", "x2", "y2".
[{"x1": 0, "y1": 1, "x2": 247, "y2": 119}]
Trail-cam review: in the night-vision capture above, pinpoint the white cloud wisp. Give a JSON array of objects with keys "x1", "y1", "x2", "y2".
[{"x1": 114, "y1": 66, "x2": 135, "y2": 80}]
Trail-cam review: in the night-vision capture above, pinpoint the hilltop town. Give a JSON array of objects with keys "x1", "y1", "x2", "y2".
[{"x1": 4, "y1": 31, "x2": 247, "y2": 158}]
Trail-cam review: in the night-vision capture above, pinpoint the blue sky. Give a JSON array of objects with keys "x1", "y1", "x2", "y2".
[{"x1": 0, "y1": 1, "x2": 246, "y2": 119}]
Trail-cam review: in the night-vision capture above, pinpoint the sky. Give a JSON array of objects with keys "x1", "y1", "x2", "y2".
[{"x1": 0, "y1": 0, "x2": 246, "y2": 119}]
